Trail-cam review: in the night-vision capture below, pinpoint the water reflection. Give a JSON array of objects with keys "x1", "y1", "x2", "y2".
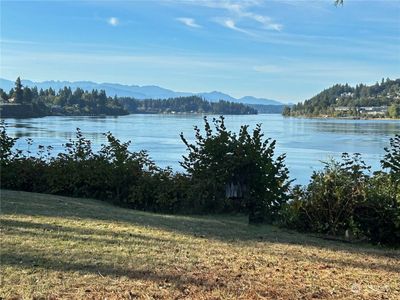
[{"x1": 15, "y1": 131, "x2": 34, "y2": 138}]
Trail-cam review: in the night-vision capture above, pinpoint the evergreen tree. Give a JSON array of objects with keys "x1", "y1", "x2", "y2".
[
  {"x1": 23, "y1": 87, "x2": 33, "y2": 104},
  {"x1": 14, "y1": 77, "x2": 23, "y2": 103},
  {"x1": 0, "y1": 89, "x2": 8, "y2": 101}
]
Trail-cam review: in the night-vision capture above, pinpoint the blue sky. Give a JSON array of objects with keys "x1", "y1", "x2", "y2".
[{"x1": 1, "y1": 0, "x2": 399, "y2": 102}]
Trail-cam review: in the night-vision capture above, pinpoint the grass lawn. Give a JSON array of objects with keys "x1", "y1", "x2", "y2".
[{"x1": 1, "y1": 189, "x2": 399, "y2": 299}]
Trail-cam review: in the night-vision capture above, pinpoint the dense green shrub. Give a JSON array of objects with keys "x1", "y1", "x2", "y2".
[
  {"x1": 180, "y1": 116, "x2": 291, "y2": 223},
  {"x1": 355, "y1": 172, "x2": 400, "y2": 245},
  {"x1": 1, "y1": 129, "x2": 51, "y2": 193},
  {"x1": 0, "y1": 123, "x2": 202, "y2": 214},
  {"x1": 0, "y1": 123, "x2": 18, "y2": 164},
  {"x1": 285, "y1": 154, "x2": 369, "y2": 235},
  {"x1": 382, "y1": 134, "x2": 400, "y2": 194},
  {"x1": 128, "y1": 169, "x2": 190, "y2": 213},
  {"x1": 355, "y1": 134, "x2": 400, "y2": 245},
  {"x1": 0, "y1": 124, "x2": 163, "y2": 211},
  {"x1": 284, "y1": 147, "x2": 399, "y2": 246}
]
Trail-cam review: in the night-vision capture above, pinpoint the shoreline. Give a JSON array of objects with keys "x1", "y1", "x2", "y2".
[
  {"x1": 283, "y1": 115, "x2": 399, "y2": 121},
  {"x1": 0, "y1": 111, "x2": 259, "y2": 119},
  {"x1": 1, "y1": 112, "x2": 398, "y2": 120}
]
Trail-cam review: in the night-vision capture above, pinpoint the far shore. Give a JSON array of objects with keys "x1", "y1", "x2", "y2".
[{"x1": 283, "y1": 115, "x2": 399, "y2": 121}]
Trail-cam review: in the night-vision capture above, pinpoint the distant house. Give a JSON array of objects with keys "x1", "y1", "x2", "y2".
[
  {"x1": 357, "y1": 106, "x2": 388, "y2": 115},
  {"x1": 334, "y1": 106, "x2": 351, "y2": 112},
  {"x1": 334, "y1": 106, "x2": 388, "y2": 116},
  {"x1": 340, "y1": 92, "x2": 354, "y2": 98}
]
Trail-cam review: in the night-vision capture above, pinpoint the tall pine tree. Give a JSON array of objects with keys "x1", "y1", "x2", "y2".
[{"x1": 14, "y1": 77, "x2": 23, "y2": 103}]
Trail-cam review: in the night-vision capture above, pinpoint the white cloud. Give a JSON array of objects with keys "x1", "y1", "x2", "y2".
[
  {"x1": 177, "y1": 0, "x2": 283, "y2": 32},
  {"x1": 176, "y1": 17, "x2": 201, "y2": 28},
  {"x1": 219, "y1": 18, "x2": 251, "y2": 35},
  {"x1": 267, "y1": 23, "x2": 283, "y2": 31},
  {"x1": 108, "y1": 17, "x2": 119, "y2": 26},
  {"x1": 241, "y1": 11, "x2": 283, "y2": 31}
]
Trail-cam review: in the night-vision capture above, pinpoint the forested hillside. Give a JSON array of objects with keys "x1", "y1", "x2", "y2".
[{"x1": 283, "y1": 78, "x2": 400, "y2": 118}]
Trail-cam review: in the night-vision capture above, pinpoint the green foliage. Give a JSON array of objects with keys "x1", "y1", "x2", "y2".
[
  {"x1": 0, "y1": 129, "x2": 53, "y2": 193},
  {"x1": 0, "y1": 121, "x2": 18, "y2": 164},
  {"x1": 0, "y1": 89, "x2": 9, "y2": 101},
  {"x1": 388, "y1": 104, "x2": 400, "y2": 118},
  {"x1": 284, "y1": 149, "x2": 400, "y2": 246},
  {"x1": 1, "y1": 78, "x2": 128, "y2": 117},
  {"x1": 119, "y1": 96, "x2": 257, "y2": 115},
  {"x1": 382, "y1": 134, "x2": 400, "y2": 185},
  {"x1": 2, "y1": 78, "x2": 256, "y2": 117},
  {"x1": 180, "y1": 116, "x2": 291, "y2": 223},
  {"x1": 13, "y1": 77, "x2": 23, "y2": 103},
  {"x1": 282, "y1": 106, "x2": 291, "y2": 116},
  {"x1": 355, "y1": 172, "x2": 400, "y2": 245},
  {"x1": 0, "y1": 124, "x2": 196, "y2": 214},
  {"x1": 286, "y1": 154, "x2": 369, "y2": 235},
  {"x1": 287, "y1": 78, "x2": 400, "y2": 118}
]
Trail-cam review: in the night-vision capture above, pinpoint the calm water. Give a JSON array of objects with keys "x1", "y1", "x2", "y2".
[{"x1": 2, "y1": 114, "x2": 399, "y2": 185}]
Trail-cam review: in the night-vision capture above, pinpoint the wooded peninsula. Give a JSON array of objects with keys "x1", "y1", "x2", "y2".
[{"x1": 283, "y1": 78, "x2": 400, "y2": 119}]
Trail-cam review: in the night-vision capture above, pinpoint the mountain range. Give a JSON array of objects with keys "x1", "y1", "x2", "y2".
[{"x1": 0, "y1": 78, "x2": 284, "y2": 106}]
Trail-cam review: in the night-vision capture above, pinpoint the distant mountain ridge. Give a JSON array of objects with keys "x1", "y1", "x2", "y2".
[{"x1": 0, "y1": 78, "x2": 284, "y2": 106}]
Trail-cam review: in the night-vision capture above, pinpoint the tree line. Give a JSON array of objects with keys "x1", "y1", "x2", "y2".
[
  {"x1": 1, "y1": 119, "x2": 398, "y2": 246},
  {"x1": 1, "y1": 78, "x2": 258, "y2": 117},
  {"x1": 119, "y1": 95, "x2": 257, "y2": 115},
  {"x1": 0, "y1": 77, "x2": 128, "y2": 117}
]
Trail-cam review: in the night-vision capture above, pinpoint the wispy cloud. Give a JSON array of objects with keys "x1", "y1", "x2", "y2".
[
  {"x1": 217, "y1": 18, "x2": 251, "y2": 35},
  {"x1": 107, "y1": 17, "x2": 119, "y2": 26},
  {"x1": 241, "y1": 11, "x2": 283, "y2": 31},
  {"x1": 176, "y1": 17, "x2": 201, "y2": 28},
  {"x1": 181, "y1": 0, "x2": 283, "y2": 33}
]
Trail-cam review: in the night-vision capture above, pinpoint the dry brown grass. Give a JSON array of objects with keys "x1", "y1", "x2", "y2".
[{"x1": 1, "y1": 189, "x2": 399, "y2": 299}]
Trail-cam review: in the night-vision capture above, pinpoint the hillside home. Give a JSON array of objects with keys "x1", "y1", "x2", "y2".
[
  {"x1": 334, "y1": 106, "x2": 351, "y2": 112},
  {"x1": 357, "y1": 106, "x2": 388, "y2": 115}
]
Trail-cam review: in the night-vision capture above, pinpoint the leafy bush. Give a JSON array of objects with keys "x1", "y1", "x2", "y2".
[
  {"x1": 0, "y1": 124, "x2": 194, "y2": 214},
  {"x1": 285, "y1": 154, "x2": 369, "y2": 235},
  {"x1": 382, "y1": 134, "x2": 400, "y2": 193},
  {"x1": 180, "y1": 116, "x2": 291, "y2": 223},
  {"x1": 354, "y1": 134, "x2": 400, "y2": 245},
  {"x1": 128, "y1": 169, "x2": 190, "y2": 213},
  {"x1": 284, "y1": 147, "x2": 399, "y2": 246},
  {"x1": 0, "y1": 122, "x2": 18, "y2": 164},
  {"x1": 355, "y1": 172, "x2": 400, "y2": 245}
]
